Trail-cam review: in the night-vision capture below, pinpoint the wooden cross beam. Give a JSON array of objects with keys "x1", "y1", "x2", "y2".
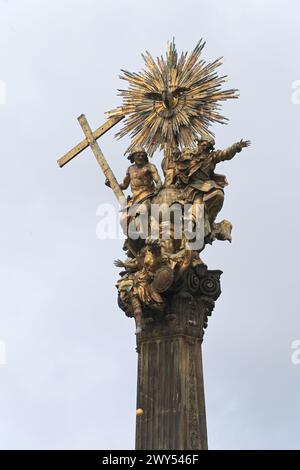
[
  {"x1": 57, "y1": 114, "x2": 126, "y2": 207},
  {"x1": 57, "y1": 115, "x2": 124, "y2": 168}
]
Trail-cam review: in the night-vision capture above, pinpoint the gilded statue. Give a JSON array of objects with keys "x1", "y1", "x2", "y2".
[{"x1": 58, "y1": 39, "x2": 250, "y2": 334}]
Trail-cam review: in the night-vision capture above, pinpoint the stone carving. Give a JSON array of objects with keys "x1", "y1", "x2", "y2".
[
  {"x1": 57, "y1": 38, "x2": 250, "y2": 452},
  {"x1": 104, "y1": 41, "x2": 251, "y2": 334},
  {"x1": 58, "y1": 39, "x2": 250, "y2": 337}
]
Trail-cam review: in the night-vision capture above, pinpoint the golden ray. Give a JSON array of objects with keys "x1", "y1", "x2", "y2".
[{"x1": 106, "y1": 39, "x2": 239, "y2": 157}]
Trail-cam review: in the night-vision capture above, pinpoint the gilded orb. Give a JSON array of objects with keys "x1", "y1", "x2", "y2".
[{"x1": 136, "y1": 408, "x2": 144, "y2": 417}]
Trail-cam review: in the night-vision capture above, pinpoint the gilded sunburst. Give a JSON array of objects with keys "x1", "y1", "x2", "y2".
[{"x1": 106, "y1": 39, "x2": 238, "y2": 156}]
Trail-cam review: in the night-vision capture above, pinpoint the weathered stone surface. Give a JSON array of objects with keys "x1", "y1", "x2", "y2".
[{"x1": 135, "y1": 267, "x2": 222, "y2": 450}]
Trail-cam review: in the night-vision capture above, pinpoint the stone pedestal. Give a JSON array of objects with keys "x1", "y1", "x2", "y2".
[{"x1": 135, "y1": 266, "x2": 222, "y2": 450}]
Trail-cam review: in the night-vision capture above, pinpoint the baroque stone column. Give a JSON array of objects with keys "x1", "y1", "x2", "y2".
[{"x1": 135, "y1": 265, "x2": 222, "y2": 450}]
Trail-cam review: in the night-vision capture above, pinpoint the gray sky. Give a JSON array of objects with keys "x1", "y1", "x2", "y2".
[{"x1": 0, "y1": 0, "x2": 299, "y2": 450}]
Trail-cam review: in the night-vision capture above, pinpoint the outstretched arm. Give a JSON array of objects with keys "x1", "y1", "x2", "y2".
[
  {"x1": 213, "y1": 139, "x2": 251, "y2": 164},
  {"x1": 114, "y1": 258, "x2": 138, "y2": 270}
]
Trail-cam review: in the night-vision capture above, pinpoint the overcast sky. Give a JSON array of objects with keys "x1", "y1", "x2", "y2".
[{"x1": 0, "y1": 0, "x2": 299, "y2": 450}]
